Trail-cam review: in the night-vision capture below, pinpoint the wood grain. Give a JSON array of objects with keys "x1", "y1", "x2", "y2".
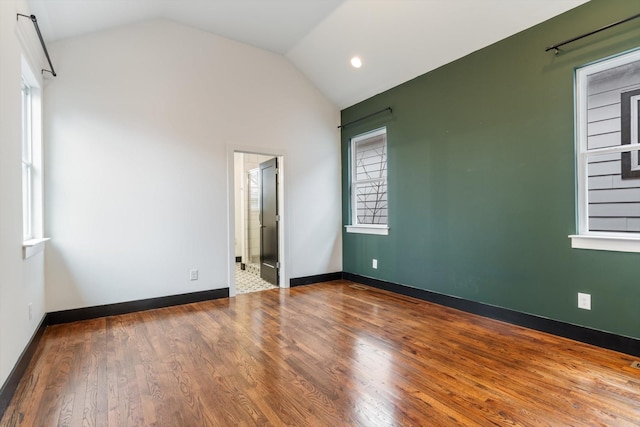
[{"x1": 2, "y1": 281, "x2": 639, "y2": 426}]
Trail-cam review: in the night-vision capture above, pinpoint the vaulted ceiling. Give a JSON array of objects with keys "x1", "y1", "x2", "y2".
[{"x1": 27, "y1": 0, "x2": 590, "y2": 108}]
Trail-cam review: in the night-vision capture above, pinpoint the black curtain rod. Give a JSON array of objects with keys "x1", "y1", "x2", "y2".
[
  {"x1": 545, "y1": 12, "x2": 640, "y2": 54},
  {"x1": 17, "y1": 13, "x2": 57, "y2": 77},
  {"x1": 338, "y1": 107, "x2": 392, "y2": 129}
]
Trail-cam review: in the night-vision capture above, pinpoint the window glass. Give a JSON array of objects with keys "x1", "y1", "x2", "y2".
[
  {"x1": 351, "y1": 128, "x2": 388, "y2": 226},
  {"x1": 22, "y1": 80, "x2": 33, "y2": 241}
]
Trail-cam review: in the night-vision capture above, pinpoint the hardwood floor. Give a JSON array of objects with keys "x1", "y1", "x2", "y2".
[{"x1": 2, "y1": 280, "x2": 639, "y2": 426}]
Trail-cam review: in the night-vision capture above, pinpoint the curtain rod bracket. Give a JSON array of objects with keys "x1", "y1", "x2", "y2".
[{"x1": 17, "y1": 13, "x2": 57, "y2": 77}]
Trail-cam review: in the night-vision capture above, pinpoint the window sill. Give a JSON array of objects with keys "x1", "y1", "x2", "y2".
[
  {"x1": 569, "y1": 234, "x2": 640, "y2": 253},
  {"x1": 23, "y1": 237, "x2": 50, "y2": 259},
  {"x1": 345, "y1": 225, "x2": 389, "y2": 236}
]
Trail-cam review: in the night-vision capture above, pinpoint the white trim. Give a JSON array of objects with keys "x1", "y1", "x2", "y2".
[
  {"x1": 22, "y1": 237, "x2": 50, "y2": 259},
  {"x1": 576, "y1": 62, "x2": 588, "y2": 235},
  {"x1": 569, "y1": 235, "x2": 640, "y2": 253},
  {"x1": 580, "y1": 143, "x2": 640, "y2": 156},
  {"x1": 350, "y1": 126, "x2": 388, "y2": 229},
  {"x1": 345, "y1": 225, "x2": 389, "y2": 235},
  {"x1": 23, "y1": 237, "x2": 51, "y2": 247},
  {"x1": 351, "y1": 127, "x2": 386, "y2": 143}
]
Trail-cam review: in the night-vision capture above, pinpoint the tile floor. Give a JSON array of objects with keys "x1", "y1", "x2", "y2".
[{"x1": 236, "y1": 262, "x2": 278, "y2": 294}]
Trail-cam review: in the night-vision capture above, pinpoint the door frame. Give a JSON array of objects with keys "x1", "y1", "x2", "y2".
[{"x1": 226, "y1": 144, "x2": 288, "y2": 297}]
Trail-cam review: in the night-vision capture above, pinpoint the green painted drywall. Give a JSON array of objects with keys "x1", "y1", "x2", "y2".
[{"x1": 341, "y1": 0, "x2": 640, "y2": 339}]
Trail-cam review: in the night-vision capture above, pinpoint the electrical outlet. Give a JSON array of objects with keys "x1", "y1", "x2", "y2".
[
  {"x1": 28, "y1": 303, "x2": 32, "y2": 320},
  {"x1": 372, "y1": 259, "x2": 378, "y2": 269},
  {"x1": 189, "y1": 269, "x2": 198, "y2": 281},
  {"x1": 578, "y1": 292, "x2": 591, "y2": 310}
]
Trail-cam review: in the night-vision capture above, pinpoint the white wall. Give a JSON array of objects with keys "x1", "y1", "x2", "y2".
[
  {"x1": 0, "y1": 0, "x2": 47, "y2": 388},
  {"x1": 44, "y1": 19, "x2": 342, "y2": 311}
]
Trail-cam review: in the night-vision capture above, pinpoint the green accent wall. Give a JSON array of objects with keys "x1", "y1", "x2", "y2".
[{"x1": 341, "y1": 0, "x2": 640, "y2": 340}]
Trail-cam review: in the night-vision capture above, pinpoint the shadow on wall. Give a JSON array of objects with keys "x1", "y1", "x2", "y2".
[{"x1": 44, "y1": 244, "x2": 85, "y2": 312}]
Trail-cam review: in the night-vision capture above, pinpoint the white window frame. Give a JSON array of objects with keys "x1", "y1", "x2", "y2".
[
  {"x1": 570, "y1": 49, "x2": 640, "y2": 253},
  {"x1": 346, "y1": 127, "x2": 389, "y2": 235},
  {"x1": 21, "y1": 57, "x2": 49, "y2": 258}
]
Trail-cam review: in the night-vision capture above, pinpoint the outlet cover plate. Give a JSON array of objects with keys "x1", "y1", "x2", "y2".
[{"x1": 578, "y1": 292, "x2": 591, "y2": 310}]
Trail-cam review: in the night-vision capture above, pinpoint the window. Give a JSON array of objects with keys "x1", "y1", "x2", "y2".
[
  {"x1": 571, "y1": 49, "x2": 640, "y2": 253},
  {"x1": 20, "y1": 57, "x2": 47, "y2": 257},
  {"x1": 22, "y1": 79, "x2": 33, "y2": 241},
  {"x1": 346, "y1": 127, "x2": 389, "y2": 235}
]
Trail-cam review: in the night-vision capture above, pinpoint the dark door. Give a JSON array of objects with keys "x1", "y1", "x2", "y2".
[{"x1": 259, "y1": 157, "x2": 278, "y2": 285}]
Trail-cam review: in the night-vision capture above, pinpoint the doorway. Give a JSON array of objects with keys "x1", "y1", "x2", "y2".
[{"x1": 233, "y1": 152, "x2": 281, "y2": 294}]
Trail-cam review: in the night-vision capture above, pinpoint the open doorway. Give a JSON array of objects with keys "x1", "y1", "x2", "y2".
[{"x1": 233, "y1": 152, "x2": 282, "y2": 294}]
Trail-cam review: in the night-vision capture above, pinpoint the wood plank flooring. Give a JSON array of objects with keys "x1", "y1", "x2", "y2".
[{"x1": 2, "y1": 280, "x2": 639, "y2": 426}]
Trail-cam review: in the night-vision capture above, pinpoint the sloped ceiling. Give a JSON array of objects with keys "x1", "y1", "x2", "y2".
[{"x1": 27, "y1": 0, "x2": 590, "y2": 108}]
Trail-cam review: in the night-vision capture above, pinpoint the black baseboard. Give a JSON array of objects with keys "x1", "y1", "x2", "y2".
[
  {"x1": 290, "y1": 272, "x2": 343, "y2": 287},
  {"x1": 343, "y1": 272, "x2": 640, "y2": 357},
  {"x1": 47, "y1": 288, "x2": 229, "y2": 325},
  {"x1": 0, "y1": 315, "x2": 48, "y2": 419}
]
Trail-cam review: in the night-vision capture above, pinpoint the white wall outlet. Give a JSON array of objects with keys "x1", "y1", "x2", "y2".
[
  {"x1": 372, "y1": 259, "x2": 378, "y2": 269},
  {"x1": 578, "y1": 292, "x2": 591, "y2": 310},
  {"x1": 189, "y1": 269, "x2": 198, "y2": 281},
  {"x1": 28, "y1": 303, "x2": 32, "y2": 320}
]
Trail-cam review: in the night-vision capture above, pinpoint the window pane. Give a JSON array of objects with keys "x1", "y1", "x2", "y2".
[
  {"x1": 21, "y1": 84, "x2": 31, "y2": 162},
  {"x1": 355, "y1": 134, "x2": 387, "y2": 181},
  {"x1": 22, "y1": 162, "x2": 32, "y2": 240},
  {"x1": 355, "y1": 181, "x2": 388, "y2": 225},
  {"x1": 21, "y1": 80, "x2": 33, "y2": 240},
  {"x1": 351, "y1": 127, "x2": 388, "y2": 227},
  {"x1": 587, "y1": 151, "x2": 640, "y2": 234}
]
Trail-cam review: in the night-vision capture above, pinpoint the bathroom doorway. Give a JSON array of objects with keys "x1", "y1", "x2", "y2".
[{"x1": 233, "y1": 152, "x2": 281, "y2": 294}]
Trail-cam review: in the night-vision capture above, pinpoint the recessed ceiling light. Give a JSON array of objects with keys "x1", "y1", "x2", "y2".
[{"x1": 351, "y1": 56, "x2": 362, "y2": 68}]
